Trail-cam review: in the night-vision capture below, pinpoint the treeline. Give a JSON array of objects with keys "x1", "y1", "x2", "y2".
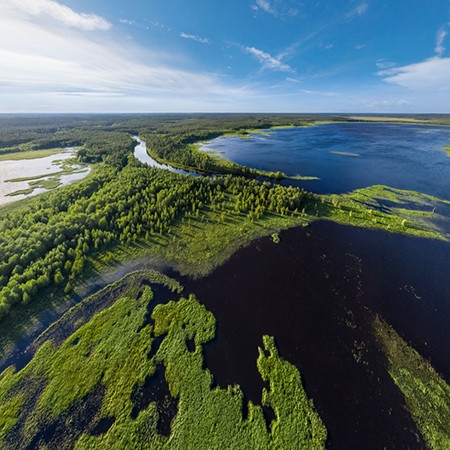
[
  {"x1": 0, "y1": 113, "x2": 329, "y2": 320},
  {"x1": 0, "y1": 113, "x2": 344, "y2": 173},
  {"x1": 0, "y1": 126, "x2": 135, "y2": 168},
  {"x1": 0, "y1": 165, "x2": 313, "y2": 320}
]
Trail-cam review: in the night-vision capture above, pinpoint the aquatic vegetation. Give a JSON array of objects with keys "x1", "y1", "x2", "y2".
[
  {"x1": 0, "y1": 148, "x2": 65, "y2": 161},
  {"x1": 0, "y1": 274, "x2": 326, "y2": 449},
  {"x1": 271, "y1": 233, "x2": 280, "y2": 244},
  {"x1": 329, "y1": 151, "x2": 360, "y2": 157},
  {"x1": 289, "y1": 175, "x2": 321, "y2": 181},
  {"x1": 324, "y1": 185, "x2": 450, "y2": 241},
  {"x1": 374, "y1": 316, "x2": 450, "y2": 450}
]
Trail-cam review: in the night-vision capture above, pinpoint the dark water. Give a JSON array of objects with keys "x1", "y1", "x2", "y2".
[
  {"x1": 186, "y1": 222, "x2": 450, "y2": 450},
  {"x1": 202, "y1": 123, "x2": 450, "y2": 197}
]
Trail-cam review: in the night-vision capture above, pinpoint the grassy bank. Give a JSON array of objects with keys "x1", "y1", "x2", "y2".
[{"x1": 374, "y1": 316, "x2": 450, "y2": 449}]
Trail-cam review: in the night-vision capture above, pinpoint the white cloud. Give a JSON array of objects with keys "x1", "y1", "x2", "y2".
[
  {"x1": 298, "y1": 89, "x2": 343, "y2": 98},
  {"x1": 379, "y1": 57, "x2": 450, "y2": 92},
  {"x1": 347, "y1": 2, "x2": 368, "y2": 19},
  {"x1": 254, "y1": 0, "x2": 276, "y2": 15},
  {"x1": 376, "y1": 58, "x2": 396, "y2": 69},
  {"x1": 285, "y1": 77, "x2": 302, "y2": 84},
  {"x1": 365, "y1": 99, "x2": 411, "y2": 108},
  {"x1": 252, "y1": 0, "x2": 299, "y2": 18},
  {"x1": 180, "y1": 33, "x2": 210, "y2": 44},
  {"x1": 244, "y1": 46, "x2": 294, "y2": 72},
  {"x1": 435, "y1": 28, "x2": 447, "y2": 56},
  {"x1": 0, "y1": 1, "x2": 248, "y2": 112},
  {"x1": 4, "y1": 0, "x2": 111, "y2": 31}
]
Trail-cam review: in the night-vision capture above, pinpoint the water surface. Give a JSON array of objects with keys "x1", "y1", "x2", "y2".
[
  {"x1": 0, "y1": 150, "x2": 90, "y2": 206},
  {"x1": 202, "y1": 123, "x2": 450, "y2": 198},
  {"x1": 186, "y1": 222, "x2": 450, "y2": 449},
  {"x1": 133, "y1": 137, "x2": 190, "y2": 175}
]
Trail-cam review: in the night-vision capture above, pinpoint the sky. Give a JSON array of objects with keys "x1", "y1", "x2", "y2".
[{"x1": 0, "y1": 0, "x2": 449, "y2": 113}]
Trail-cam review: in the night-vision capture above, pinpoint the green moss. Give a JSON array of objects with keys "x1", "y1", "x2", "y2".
[
  {"x1": 444, "y1": 146, "x2": 450, "y2": 156},
  {"x1": 374, "y1": 317, "x2": 450, "y2": 450}
]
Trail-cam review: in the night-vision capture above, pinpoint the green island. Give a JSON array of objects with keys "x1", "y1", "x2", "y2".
[{"x1": 1, "y1": 114, "x2": 450, "y2": 449}]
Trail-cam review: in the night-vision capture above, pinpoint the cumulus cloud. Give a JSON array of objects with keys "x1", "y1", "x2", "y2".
[
  {"x1": 244, "y1": 46, "x2": 294, "y2": 72},
  {"x1": 379, "y1": 57, "x2": 450, "y2": 92},
  {"x1": 180, "y1": 33, "x2": 210, "y2": 44},
  {"x1": 4, "y1": 0, "x2": 111, "y2": 31}
]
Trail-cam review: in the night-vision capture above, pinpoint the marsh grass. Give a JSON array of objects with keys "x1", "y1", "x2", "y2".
[
  {"x1": 0, "y1": 274, "x2": 327, "y2": 449},
  {"x1": 374, "y1": 317, "x2": 450, "y2": 450},
  {"x1": 0, "y1": 148, "x2": 65, "y2": 161}
]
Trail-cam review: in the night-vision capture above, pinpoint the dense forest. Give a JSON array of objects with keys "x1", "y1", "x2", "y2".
[
  {"x1": 1, "y1": 114, "x2": 447, "y2": 321},
  {"x1": 0, "y1": 164, "x2": 314, "y2": 319}
]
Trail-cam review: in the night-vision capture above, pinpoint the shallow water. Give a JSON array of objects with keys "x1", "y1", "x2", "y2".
[
  {"x1": 202, "y1": 123, "x2": 450, "y2": 198},
  {"x1": 0, "y1": 150, "x2": 90, "y2": 206},
  {"x1": 186, "y1": 222, "x2": 450, "y2": 449}
]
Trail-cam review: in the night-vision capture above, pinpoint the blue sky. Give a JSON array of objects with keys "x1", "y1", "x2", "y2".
[{"x1": 0, "y1": 0, "x2": 449, "y2": 112}]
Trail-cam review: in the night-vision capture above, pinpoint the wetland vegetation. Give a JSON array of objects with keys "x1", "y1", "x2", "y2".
[{"x1": 0, "y1": 113, "x2": 449, "y2": 449}]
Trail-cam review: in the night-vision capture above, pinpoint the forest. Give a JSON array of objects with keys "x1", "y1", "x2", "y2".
[{"x1": 0, "y1": 114, "x2": 447, "y2": 322}]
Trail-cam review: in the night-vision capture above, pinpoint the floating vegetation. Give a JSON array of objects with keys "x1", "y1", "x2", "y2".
[
  {"x1": 329, "y1": 151, "x2": 361, "y2": 157},
  {"x1": 0, "y1": 274, "x2": 327, "y2": 449},
  {"x1": 271, "y1": 233, "x2": 280, "y2": 244},
  {"x1": 289, "y1": 175, "x2": 321, "y2": 181},
  {"x1": 374, "y1": 316, "x2": 450, "y2": 450},
  {"x1": 324, "y1": 185, "x2": 450, "y2": 241}
]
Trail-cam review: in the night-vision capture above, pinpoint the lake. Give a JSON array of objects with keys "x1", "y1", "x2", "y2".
[
  {"x1": 186, "y1": 221, "x2": 450, "y2": 450},
  {"x1": 201, "y1": 123, "x2": 450, "y2": 198}
]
